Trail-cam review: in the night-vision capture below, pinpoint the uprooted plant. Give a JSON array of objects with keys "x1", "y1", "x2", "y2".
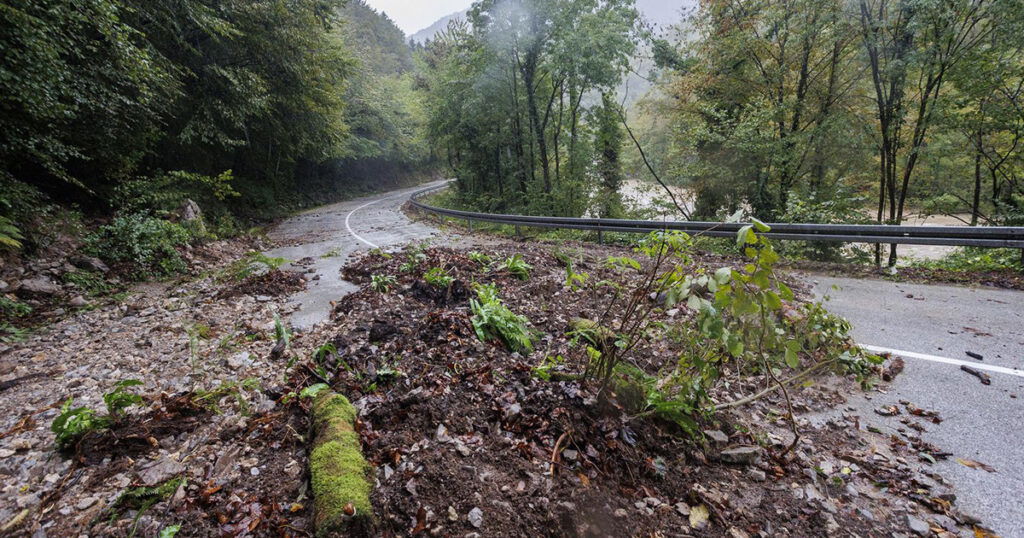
[
  {"x1": 469, "y1": 283, "x2": 536, "y2": 354},
  {"x1": 570, "y1": 225, "x2": 880, "y2": 450},
  {"x1": 51, "y1": 379, "x2": 145, "y2": 450}
]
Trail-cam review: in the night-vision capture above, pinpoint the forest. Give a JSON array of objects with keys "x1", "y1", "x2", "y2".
[
  {"x1": 424, "y1": 0, "x2": 1024, "y2": 267},
  {"x1": 1, "y1": 0, "x2": 432, "y2": 254},
  {"x1": 3, "y1": 0, "x2": 1023, "y2": 269}
]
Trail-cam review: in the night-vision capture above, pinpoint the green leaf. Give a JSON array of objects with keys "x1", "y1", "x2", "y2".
[
  {"x1": 751, "y1": 218, "x2": 771, "y2": 233},
  {"x1": 300, "y1": 383, "x2": 330, "y2": 399},
  {"x1": 714, "y1": 266, "x2": 732, "y2": 284},
  {"x1": 159, "y1": 525, "x2": 182, "y2": 538}
]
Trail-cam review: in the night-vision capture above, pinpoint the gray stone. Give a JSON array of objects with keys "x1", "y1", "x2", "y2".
[
  {"x1": 720, "y1": 446, "x2": 762, "y2": 465},
  {"x1": 906, "y1": 515, "x2": 930, "y2": 536},
  {"x1": 17, "y1": 277, "x2": 61, "y2": 297},
  {"x1": 138, "y1": 458, "x2": 185, "y2": 486},
  {"x1": 704, "y1": 429, "x2": 729, "y2": 446},
  {"x1": 71, "y1": 256, "x2": 109, "y2": 274},
  {"x1": 748, "y1": 469, "x2": 767, "y2": 482},
  {"x1": 76, "y1": 496, "x2": 98, "y2": 510},
  {"x1": 69, "y1": 296, "x2": 88, "y2": 307},
  {"x1": 468, "y1": 507, "x2": 483, "y2": 528}
]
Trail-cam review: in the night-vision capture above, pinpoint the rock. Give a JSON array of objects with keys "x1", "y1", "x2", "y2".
[
  {"x1": 824, "y1": 514, "x2": 841, "y2": 536},
  {"x1": 906, "y1": 515, "x2": 930, "y2": 536},
  {"x1": 748, "y1": 469, "x2": 767, "y2": 482},
  {"x1": 720, "y1": 446, "x2": 761, "y2": 465},
  {"x1": 448, "y1": 506, "x2": 458, "y2": 522},
  {"x1": 179, "y1": 200, "x2": 206, "y2": 234},
  {"x1": 76, "y1": 497, "x2": 98, "y2": 510},
  {"x1": 138, "y1": 458, "x2": 185, "y2": 486},
  {"x1": 17, "y1": 277, "x2": 61, "y2": 297},
  {"x1": 468, "y1": 507, "x2": 483, "y2": 528},
  {"x1": 674, "y1": 502, "x2": 690, "y2": 516},
  {"x1": 613, "y1": 508, "x2": 628, "y2": 518},
  {"x1": 69, "y1": 296, "x2": 88, "y2": 307},
  {"x1": 704, "y1": 430, "x2": 729, "y2": 446},
  {"x1": 728, "y1": 527, "x2": 750, "y2": 538},
  {"x1": 0, "y1": 280, "x2": 8, "y2": 291},
  {"x1": 71, "y1": 256, "x2": 110, "y2": 274},
  {"x1": 227, "y1": 351, "x2": 254, "y2": 369}
]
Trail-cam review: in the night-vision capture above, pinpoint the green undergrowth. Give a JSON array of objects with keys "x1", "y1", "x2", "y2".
[
  {"x1": 310, "y1": 391, "x2": 373, "y2": 535},
  {"x1": 909, "y1": 246, "x2": 1023, "y2": 273}
]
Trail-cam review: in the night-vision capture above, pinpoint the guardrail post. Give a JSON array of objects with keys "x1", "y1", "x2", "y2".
[
  {"x1": 515, "y1": 224, "x2": 522, "y2": 238},
  {"x1": 597, "y1": 229, "x2": 603, "y2": 244},
  {"x1": 467, "y1": 218, "x2": 473, "y2": 232}
]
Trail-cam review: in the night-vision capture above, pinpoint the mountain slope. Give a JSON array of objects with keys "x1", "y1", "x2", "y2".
[{"x1": 409, "y1": 1, "x2": 696, "y2": 43}]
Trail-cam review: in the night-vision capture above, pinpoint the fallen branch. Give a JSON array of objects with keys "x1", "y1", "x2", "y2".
[
  {"x1": 960, "y1": 365, "x2": 991, "y2": 385},
  {"x1": 714, "y1": 359, "x2": 837, "y2": 411},
  {"x1": 310, "y1": 391, "x2": 374, "y2": 535}
]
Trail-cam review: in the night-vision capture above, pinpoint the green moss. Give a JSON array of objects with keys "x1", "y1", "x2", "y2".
[{"x1": 310, "y1": 391, "x2": 373, "y2": 536}]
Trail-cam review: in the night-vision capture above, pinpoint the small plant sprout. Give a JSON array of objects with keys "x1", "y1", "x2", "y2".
[
  {"x1": 51, "y1": 379, "x2": 146, "y2": 449},
  {"x1": 423, "y1": 266, "x2": 454, "y2": 288},
  {"x1": 371, "y1": 274, "x2": 397, "y2": 293},
  {"x1": 469, "y1": 283, "x2": 535, "y2": 353},
  {"x1": 468, "y1": 251, "x2": 492, "y2": 266},
  {"x1": 496, "y1": 254, "x2": 532, "y2": 280}
]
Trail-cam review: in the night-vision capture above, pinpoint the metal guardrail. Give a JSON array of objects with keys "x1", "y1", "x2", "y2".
[{"x1": 409, "y1": 184, "x2": 1024, "y2": 250}]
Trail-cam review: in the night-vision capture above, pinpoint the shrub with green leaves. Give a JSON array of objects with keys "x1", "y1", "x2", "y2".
[
  {"x1": 224, "y1": 252, "x2": 289, "y2": 281},
  {"x1": 424, "y1": 267, "x2": 454, "y2": 288},
  {"x1": 51, "y1": 379, "x2": 145, "y2": 449},
  {"x1": 85, "y1": 214, "x2": 192, "y2": 278},
  {"x1": 469, "y1": 283, "x2": 535, "y2": 353},
  {"x1": 371, "y1": 274, "x2": 397, "y2": 293},
  {"x1": 496, "y1": 254, "x2": 532, "y2": 280},
  {"x1": 62, "y1": 270, "x2": 112, "y2": 296}
]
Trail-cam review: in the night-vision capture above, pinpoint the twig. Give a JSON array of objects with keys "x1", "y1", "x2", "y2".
[
  {"x1": 548, "y1": 432, "x2": 570, "y2": 476},
  {"x1": 615, "y1": 107, "x2": 692, "y2": 220},
  {"x1": 714, "y1": 359, "x2": 837, "y2": 411}
]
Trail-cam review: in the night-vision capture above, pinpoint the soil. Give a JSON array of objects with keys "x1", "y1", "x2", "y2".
[{"x1": 0, "y1": 235, "x2": 994, "y2": 537}]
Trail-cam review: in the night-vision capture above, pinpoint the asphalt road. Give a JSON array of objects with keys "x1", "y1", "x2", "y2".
[
  {"x1": 266, "y1": 181, "x2": 450, "y2": 330},
  {"x1": 810, "y1": 275, "x2": 1024, "y2": 536}
]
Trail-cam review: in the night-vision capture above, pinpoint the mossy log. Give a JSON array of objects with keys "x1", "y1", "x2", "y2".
[{"x1": 310, "y1": 391, "x2": 373, "y2": 536}]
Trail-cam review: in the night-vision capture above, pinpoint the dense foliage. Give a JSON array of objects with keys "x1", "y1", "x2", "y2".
[
  {"x1": 0, "y1": 0, "x2": 433, "y2": 258},
  {"x1": 636, "y1": 0, "x2": 1024, "y2": 265},
  {"x1": 422, "y1": 0, "x2": 641, "y2": 216}
]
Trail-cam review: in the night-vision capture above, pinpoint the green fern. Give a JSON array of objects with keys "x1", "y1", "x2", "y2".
[
  {"x1": 0, "y1": 216, "x2": 23, "y2": 250},
  {"x1": 469, "y1": 283, "x2": 535, "y2": 353}
]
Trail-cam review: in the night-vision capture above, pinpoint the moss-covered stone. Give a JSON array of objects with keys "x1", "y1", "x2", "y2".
[{"x1": 310, "y1": 391, "x2": 373, "y2": 536}]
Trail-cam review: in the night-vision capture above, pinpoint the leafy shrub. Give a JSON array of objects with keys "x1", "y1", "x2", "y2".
[
  {"x1": 51, "y1": 379, "x2": 145, "y2": 449},
  {"x1": 85, "y1": 214, "x2": 192, "y2": 278},
  {"x1": 223, "y1": 252, "x2": 288, "y2": 281},
  {"x1": 913, "y1": 246, "x2": 1023, "y2": 272},
  {"x1": 469, "y1": 283, "x2": 535, "y2": 353},
  {"x1": 104, "y1": 379, "x2": 145, "y2": 419},
  {"x1": 424, "y1": 267, "x2": 454, "y2": 288},
  {"x1": 0, "y1": 296, "x2": 31, "y2": 319},
  {"x1": 62, "y1": 270, "x2": 112, "y2": 296},
  {"x1": 371, "y1": 274, "x2": 397, "y2": 293},
  {"x1": 496, "y1": 254, "x2": 532, "y2": 280}
]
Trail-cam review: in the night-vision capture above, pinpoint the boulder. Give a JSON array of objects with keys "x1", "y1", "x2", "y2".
[
  {"x1": 178, "y1": 199, "x2": 206, "y2": 236},
  {"x1": 16, "y1": 277, "x2": 61, "y2": 297},
  {"x1": 70, "y1": 256, "x2": 110, "y2": 274}
]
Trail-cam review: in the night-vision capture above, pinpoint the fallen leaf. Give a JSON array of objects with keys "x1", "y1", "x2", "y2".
[
  {"x1": 689, "y1": 504, "x2": 710, "y2": 530},
  {"x1": 957, "y1": 458, "x2": 996, "y2": 473}
]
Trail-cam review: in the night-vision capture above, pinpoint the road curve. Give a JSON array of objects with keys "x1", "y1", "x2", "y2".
[{"x1": 265, "y1": 181, "x2": 451, "y2": 330}]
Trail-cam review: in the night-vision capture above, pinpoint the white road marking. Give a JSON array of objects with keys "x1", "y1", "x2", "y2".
[
  {"x1": 344, "y1": 197, "x2": 390, "y2": 249},
  {"x1": 861, "y1": 344, "x2": 1024, "y2": 378}
]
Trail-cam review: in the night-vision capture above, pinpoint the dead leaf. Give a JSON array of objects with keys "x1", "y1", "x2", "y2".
[
  {"x1": 577, "y1": 472, "x2": 590, "y2": 488},
  {"x1": 957, "y1": 458, "x2": 996, "y2": 473},
  {"x1": 689, "y1": 504, "x2": 710, "y2": 531}
]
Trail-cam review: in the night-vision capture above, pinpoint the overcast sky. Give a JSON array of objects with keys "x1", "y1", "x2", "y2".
[{"x1": 363, "y1": 0, "x2": 472, "y2": 35}]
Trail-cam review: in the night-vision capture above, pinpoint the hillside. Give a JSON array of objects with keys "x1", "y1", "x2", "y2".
[{"x1": 409, "y1": 0, "x2": 696, "y2": 43}]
